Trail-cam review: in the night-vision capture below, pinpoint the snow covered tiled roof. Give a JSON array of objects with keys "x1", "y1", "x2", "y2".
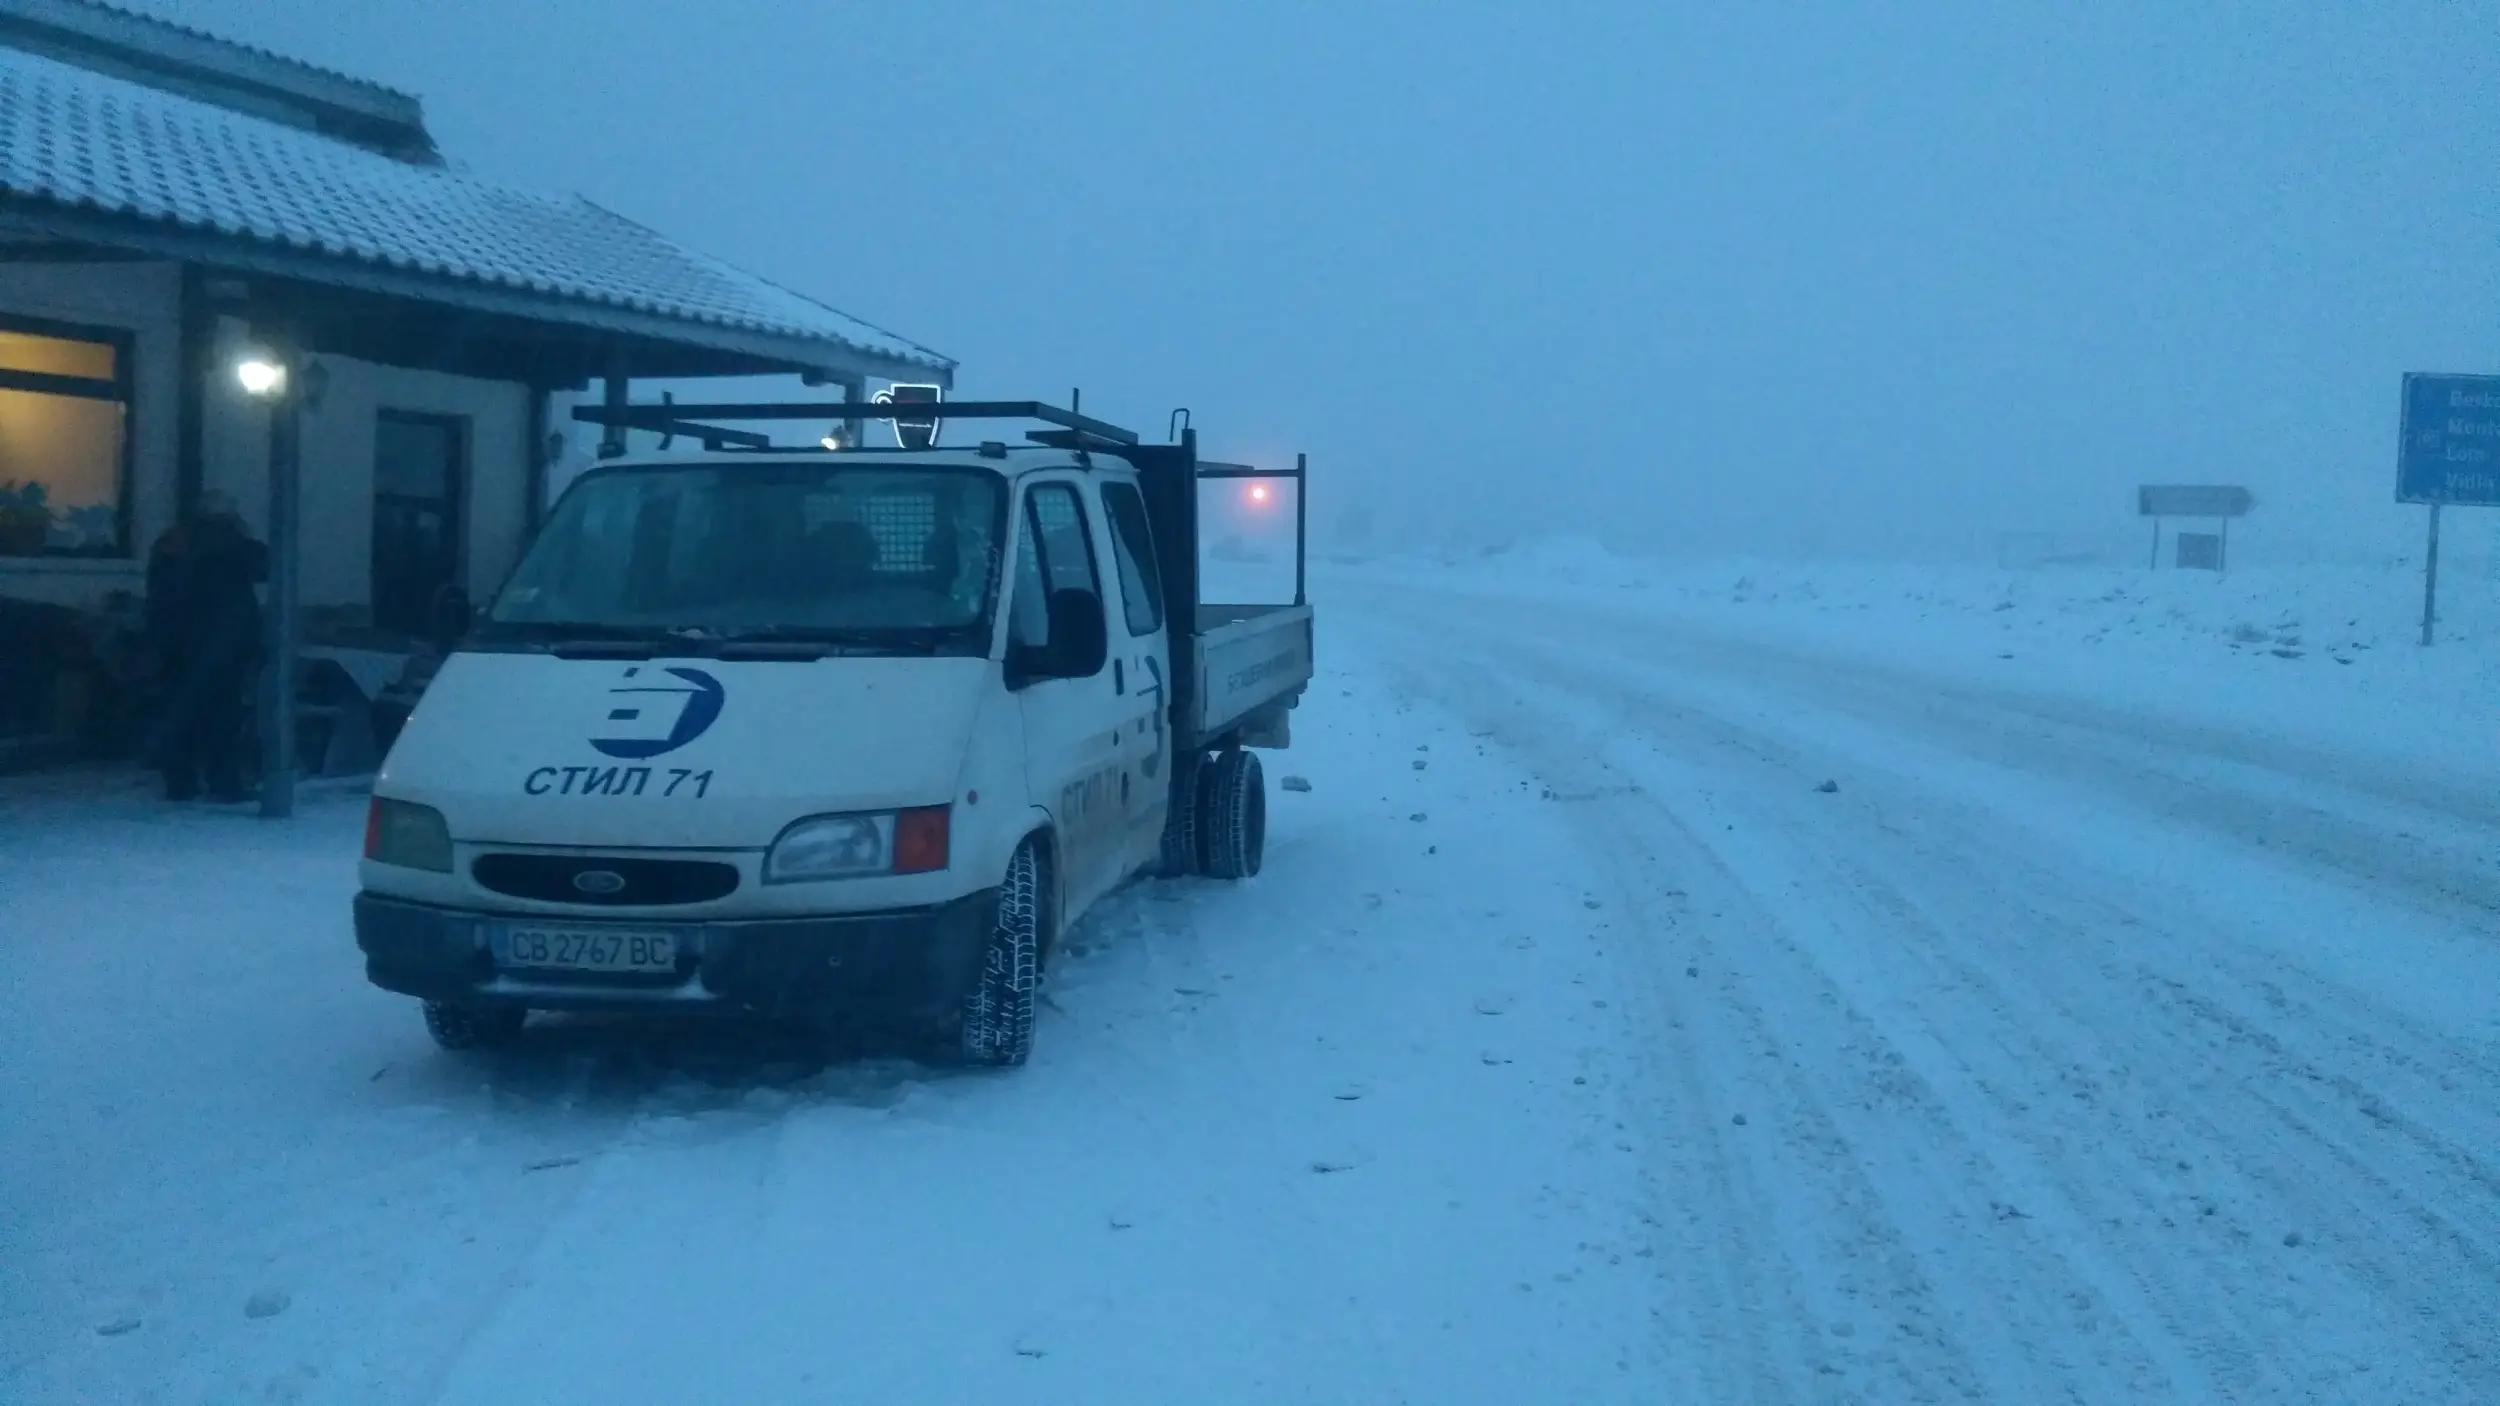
[
  {"x1": 0, "y1": 43, "x2": 951, "y2": 375},
  {"x1": 5, "y1": 0, "x2": 422, "y2": 115}
]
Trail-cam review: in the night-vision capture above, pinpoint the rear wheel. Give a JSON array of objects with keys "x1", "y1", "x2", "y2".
[
  {"x1": 422, "y1": 1000, "x2": 525, "y2": 1051},
  {"x1": 1201, "y1": 749, "x2": 1266, "y2": 880},
  {"x1": 958, "y1": 840, "x2": 1045, "y2": 1067}
]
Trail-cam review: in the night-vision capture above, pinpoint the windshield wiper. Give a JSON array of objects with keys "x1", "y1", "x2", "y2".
[
  {"x1": 497, "y1": 623, "x2": 741, "y2": 660},
  {"x1": 480, "y1": 621, "x2": 970, "y2": 660},
  {"x1": 548, "y1": 638, "x2": 659, "y2": 660},
  {"x1": 708, "y1": 626, "x2": 967, "y2": 657}
]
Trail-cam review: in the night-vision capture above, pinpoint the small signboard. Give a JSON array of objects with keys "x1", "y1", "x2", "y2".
[
  {"x1": 2174, "y1": 533, "x2": 2223, "y2": 571},
  {"x1": 2137, "y1": 485, "x2": 2254, "y2": 518},
  {"x1": 872, "y1": 383, "x2": 944, "y2": 450},
  {"x1": 2397, "y1": 372, "x2": 2500, "y2": 506},
  {"x1": 2136, "y1": 484, "x2": 2252, "y2": 571}
]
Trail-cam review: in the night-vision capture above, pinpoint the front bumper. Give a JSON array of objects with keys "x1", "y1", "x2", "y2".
[{"x1": 354, "y1": 889, "x2": 998, "y2": 1022}]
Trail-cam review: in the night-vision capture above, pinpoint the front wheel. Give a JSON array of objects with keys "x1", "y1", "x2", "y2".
[
  {"x1": 422, "y1": 1000, "x2": 526, "y2": 1051},
  {"x1": 1201, "y1": 749, "x2": 1266, "y2": 880},
  {"x1": 958, "y1": 840, "x2": 1046, "y2": 1067}
]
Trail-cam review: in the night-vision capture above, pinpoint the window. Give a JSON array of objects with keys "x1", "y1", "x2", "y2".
[
  {"x1": 1100, "y1": 481, "x2": 1166, "y2": 635},
  {"x1": 0, "y1": 315, "x2": 133, "y2": 558},
  {"x1": 371, "y1": 412, "x2": 466, "y2": 635},
  {"x1": 486, "y1": 463, "x2": 1004, "y2": 650},
  {"x1": 1030, "y1": 484, "x2": 1100, "y2": 594},
  {"x1": 1008, "y1": 513, "x2": 1051, "y2": 650},
  {"x1": 1009, "y1": 483, "x2": 1104, "y2": 657}
]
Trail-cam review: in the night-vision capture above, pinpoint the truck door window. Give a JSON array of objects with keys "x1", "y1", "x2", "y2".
[
  {"x1": 1030, "y1": 485, "x2": 1102, "y2": 596},
  {"x1": 1014, "y1": 482, "x2": 1108, "y2": 650},
  {"x1": 1008, "y1": 512, "x2": 1051, "y2": 650},
  {"x1": 1100, "y1": 482, "x2": 1165, "y2": 636}
]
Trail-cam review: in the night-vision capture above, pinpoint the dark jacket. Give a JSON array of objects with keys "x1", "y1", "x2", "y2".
[{"x1": 153, "y1": 514, "x2": 268, "y2": 675}]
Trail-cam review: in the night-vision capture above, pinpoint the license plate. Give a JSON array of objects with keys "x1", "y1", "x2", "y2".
[{"x1": 494, "y1": 925, "x2": 678, "y2": 974}]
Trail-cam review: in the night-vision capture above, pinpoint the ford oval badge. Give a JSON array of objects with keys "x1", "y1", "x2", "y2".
[{"x1": 572, "y1": 869, "x2": 627, "y2": 897}]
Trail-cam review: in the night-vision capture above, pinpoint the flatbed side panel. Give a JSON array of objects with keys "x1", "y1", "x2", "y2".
[
  {"x1": 1192, "y1": 605, "x2": 1313, "y2": 745},
  {"x1": 1197, "y1": 602, "x2": 1299, "y2": 630}
]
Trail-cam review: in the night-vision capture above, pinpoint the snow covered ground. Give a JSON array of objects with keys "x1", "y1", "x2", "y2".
[{"x1": 6, "y1": 550, "x2": 2499, "y2": 1404}]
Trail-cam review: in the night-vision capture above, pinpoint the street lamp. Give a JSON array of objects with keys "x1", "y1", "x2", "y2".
[{"x1": 235, "y1": 354, "x2": 286, "y2": 398}]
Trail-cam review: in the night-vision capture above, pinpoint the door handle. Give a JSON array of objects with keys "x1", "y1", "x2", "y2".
[{"x1": 1114, "y1": 658, "x2": 1126, "y2": 694}]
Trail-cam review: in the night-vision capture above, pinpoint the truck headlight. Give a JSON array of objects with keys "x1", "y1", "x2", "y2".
[
  {"x1": 764, "y1": 806, "x2": 950, "y2": 883},
  {"x1": 366, "y1": 798, "x2": 453, "y2": 872}
]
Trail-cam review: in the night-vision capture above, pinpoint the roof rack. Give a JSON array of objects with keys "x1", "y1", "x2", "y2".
[{"x1": 570, "y1": 398, "x2": 1141, "y2": 452}]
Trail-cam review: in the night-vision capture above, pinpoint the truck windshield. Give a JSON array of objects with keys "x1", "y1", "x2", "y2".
[{"x1": 482, "y1": 462, "x2": 1004, "y2": 652}]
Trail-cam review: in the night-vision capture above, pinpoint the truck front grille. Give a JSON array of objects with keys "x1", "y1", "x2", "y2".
[{"x1": 471, "y1": 853, "x2": 740, "y2": 907}]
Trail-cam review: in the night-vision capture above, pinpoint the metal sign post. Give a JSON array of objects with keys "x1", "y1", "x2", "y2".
[
  {"x1": 2395, "y1": 372, "x2": 2500, "y2": 648},
  {"x1": 2421, "y1": 504, "x2": 2442, "y2": 647}
]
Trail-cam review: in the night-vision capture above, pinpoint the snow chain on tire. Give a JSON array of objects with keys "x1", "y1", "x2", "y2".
[
  {"x1": 1202, "y1": 749, "x2": 1266, "y2": 880},
  {"x1": 959, "y1": 840, "x2": 1044, "y2": 1067}
]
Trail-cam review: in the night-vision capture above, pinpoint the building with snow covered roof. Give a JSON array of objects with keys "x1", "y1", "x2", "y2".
[{"x1": 0, "y1": 0, "x2": 951, "y2": 772}]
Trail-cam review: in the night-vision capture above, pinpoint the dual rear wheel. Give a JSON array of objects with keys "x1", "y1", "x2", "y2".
[{"x1": 1160, "y1": 748, "x2": 1266, "y2": 880}]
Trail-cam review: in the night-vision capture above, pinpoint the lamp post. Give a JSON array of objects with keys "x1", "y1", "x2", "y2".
[{"x1": 236, "y1": 342, "x2": 300, "y2": 818}]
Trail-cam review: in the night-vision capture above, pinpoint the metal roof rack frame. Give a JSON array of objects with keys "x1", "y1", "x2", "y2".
[{"x1": 569, "y1": 398, "x2": 1141, "y2": 453}]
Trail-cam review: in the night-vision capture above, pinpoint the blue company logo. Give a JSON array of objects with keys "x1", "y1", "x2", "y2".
[{"x1": 589, "y1": 666, "x2": 725, "y2": 759}]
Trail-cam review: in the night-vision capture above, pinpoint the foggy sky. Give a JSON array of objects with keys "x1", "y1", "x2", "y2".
[{"x1": 151, "y1": 0, "x2": 2498, "y2": 561}]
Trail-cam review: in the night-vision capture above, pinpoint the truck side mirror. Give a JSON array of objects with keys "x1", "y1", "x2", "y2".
[{"x1": 1009, "y1": 587, "x2": 1107, "y2": 685}]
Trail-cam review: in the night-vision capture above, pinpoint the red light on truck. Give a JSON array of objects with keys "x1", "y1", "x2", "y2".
[{"x1": 363, "y1": 798, "x2": 382, "y2": 859}]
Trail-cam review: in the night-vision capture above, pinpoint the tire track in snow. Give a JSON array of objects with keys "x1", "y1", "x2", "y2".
[
  {"x1": 1468, "y1": 606, "x2": 2500, "y2": 1403},
  {"x1": 1367, "y1": 626, "x2": 1999, "y2": 1404},
  {"x1": 1356, "y1": 635, "x2": 1803, "y2": 1400},
  {"x1": 1399, "y1": 637, "x2": 2176, "y2": 1403},
  {"x1": 1357, "y1": 581, "x2": 2500, "y2": 1404}
]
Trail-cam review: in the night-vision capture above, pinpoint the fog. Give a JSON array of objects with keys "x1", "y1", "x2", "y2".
[{"x1": 159, "y1": 0, "x2": 2497, "y2": 566}]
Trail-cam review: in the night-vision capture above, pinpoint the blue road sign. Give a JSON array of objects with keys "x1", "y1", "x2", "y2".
[{"x1": 2398, "y1": 373, "x2": 2500, "y2": 505}]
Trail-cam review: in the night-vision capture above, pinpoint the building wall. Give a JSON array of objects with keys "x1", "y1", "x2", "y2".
[
  {"x1": 0, "y1": 271, "x2": 537, "y2": 619},
  {"x1": 0, "y1": 260, "x2": 180, "y2": 609},
  {"x1": 204, "y1": 339, "x2": 535, "y2": 611}
]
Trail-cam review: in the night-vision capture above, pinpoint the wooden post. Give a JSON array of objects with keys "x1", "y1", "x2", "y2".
[
  {"x1": 2420, "y1": 504, "x2": 2442, "y2": 647},
  {"x1": 523, "y1": 382, "x2": 551, "y2": 531},
  {"x1": 598, "y1": 351, "x2": 629, "y2": 459},
  {"x1": 258, "y1": 338, "x2": 302, "y2": 818}
]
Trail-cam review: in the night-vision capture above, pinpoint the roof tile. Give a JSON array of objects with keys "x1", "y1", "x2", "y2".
[{"x1": 0, "y1": 45, "x2": 949, "y2": 372}]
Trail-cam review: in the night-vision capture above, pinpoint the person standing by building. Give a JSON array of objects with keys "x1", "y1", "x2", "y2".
[{"x1": 146, "y1": 493, "x2": 267, "y2": 801}]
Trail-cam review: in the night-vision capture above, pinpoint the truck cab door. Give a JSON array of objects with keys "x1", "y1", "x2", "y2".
[
  {"x1": 1097, "y1": 476, "x2": 1173, "y2": 876},
  {"x1": 1008, "y1": 480, "x2": 1125, "y2": 916}
]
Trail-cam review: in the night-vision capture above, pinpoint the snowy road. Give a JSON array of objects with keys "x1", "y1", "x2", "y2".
[{"x1": 7, "y1": 569, "x2": 2499, "y2": 1404}]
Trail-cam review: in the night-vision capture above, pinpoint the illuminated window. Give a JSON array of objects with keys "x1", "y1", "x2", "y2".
[{"x1": 0, "y1": 315, "x2": 132, "y2": 558}]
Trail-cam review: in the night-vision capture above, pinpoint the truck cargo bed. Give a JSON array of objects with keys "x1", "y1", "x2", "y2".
[{"x1": 1187, "y1": 602, "x2": 1313, "y2": 747}]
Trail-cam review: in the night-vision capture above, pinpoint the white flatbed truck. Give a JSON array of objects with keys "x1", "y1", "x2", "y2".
[{"x1": 353, "y1": 399, "x2": 1313, "y2": 1066}]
